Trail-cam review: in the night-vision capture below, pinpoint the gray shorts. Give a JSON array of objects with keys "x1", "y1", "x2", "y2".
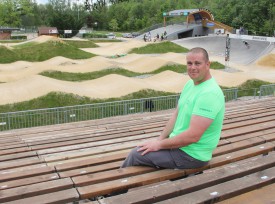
[{"x1": 121, "y1": 147, "x2": 208, "y2": 169}]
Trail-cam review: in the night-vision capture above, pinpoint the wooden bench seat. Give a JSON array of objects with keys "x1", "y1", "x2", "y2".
[
  {"x1": 155, "y1": 166, "x2": 274, "y2": 204},
  {"x1": 90, "y1": 152, "x2": 275, "y2": 204},
  {"x1": 217, "y1": 183, "x2": 275, "y2": 204},
  {"x1": 75, "y1": 142, "x2": 274, "y2": 199},
  {"x1": 0, "y1": 97, "x2": 274, "y2": 203},
  {"x1": 2, "y1": 189, "x2": 79, "y2": 204}
]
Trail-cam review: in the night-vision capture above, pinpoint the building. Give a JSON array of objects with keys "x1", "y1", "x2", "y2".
[
  {"x1": 0, "y1": 27, "x2": 20, "y2": 40},
  {"x1": 38, "y1": 27, "x2": 59, "y2": 37}
]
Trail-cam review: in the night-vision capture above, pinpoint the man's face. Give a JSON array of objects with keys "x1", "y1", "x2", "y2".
[{"x1": 186, "y1": 52, "x2": 211, "y2": 85}]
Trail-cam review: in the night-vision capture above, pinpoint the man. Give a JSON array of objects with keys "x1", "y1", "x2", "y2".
[{"x1": 121, "y1": 47, "x2": 225, "y2": 169}]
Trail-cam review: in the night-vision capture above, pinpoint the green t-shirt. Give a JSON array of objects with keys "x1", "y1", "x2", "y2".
[{"x1": 169, "y1": 78, "x2": 225, "y2": 161}]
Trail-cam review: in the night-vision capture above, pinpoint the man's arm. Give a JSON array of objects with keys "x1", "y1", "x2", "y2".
[
  {"x1": 158, "y1": 107, "x2": 179, "y2": 140},
  {"x1": 138, "y1": 115, "x2": 213, "y2": 155}
]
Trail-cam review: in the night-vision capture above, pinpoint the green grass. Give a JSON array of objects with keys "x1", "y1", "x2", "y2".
[
  {"x1": 211, "y1": 61, "x2": 225, "y2": 69},
  {"x1": 0, "y1": 46, "x2": 21, "y2": 63},
  {"x1": 40, "y1": 64, "x2": 187, "y2": 81},
  {"x1": 0, "y1": 90, "x2": 175, "y2": 113},
  {"x1": 40, "y1": 62, "x2": 225, "y2": 82},
  {"x1": 237, "y1": 79, "x2": 272, "y2": 89},
  {"x1": 0, "y1": 41, "x2": 95, "y2": 63},
  {"x1": 90, "y1": 39, "x2": 122, "y2": 43},
  {"x1": 11, "y1": 41, "x2": 39, "y2": 49},
  {"x1": 0, "y1": 40, "x2": 26, "y2": 43},
  {"x1": 63, "y1": 40, "x2": 99, "y2": 48},
  {"x1": 129, "y1": 41, "x2": 189, "y2": 54}
]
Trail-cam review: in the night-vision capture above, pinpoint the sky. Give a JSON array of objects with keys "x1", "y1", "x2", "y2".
[
  {"x1": 36, "y1": 0, "x2": 85, "y2": 4},
  {"x1": 36, "y1": 0, "x2": 48, "y2": 4},
  {"x1": 36, "y1": 0, "x2": 49, "y2": 4}
]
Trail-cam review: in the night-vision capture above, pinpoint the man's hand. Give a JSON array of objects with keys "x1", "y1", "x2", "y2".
[{"x1": 137, "y1": 139, "x2": 162, "y2": 156}]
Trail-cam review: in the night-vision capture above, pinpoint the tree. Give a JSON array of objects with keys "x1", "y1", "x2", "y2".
[
  {"x1": 109, "y1": 18, "x2": 119, "y2": 31},
  {"x1": 47, "y1": 0, "x2": 86, "y2": 37},
  {"x1": 84, "y1": 0, "x2": 129, "y2": 11},
  {"x1": 0, "y1": 0, "x2": 34, "y2": 27}
]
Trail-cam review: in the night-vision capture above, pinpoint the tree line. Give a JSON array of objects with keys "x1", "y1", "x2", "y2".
[{"x1": 0, "y1": 0, "x2": 274, "y2": 36}]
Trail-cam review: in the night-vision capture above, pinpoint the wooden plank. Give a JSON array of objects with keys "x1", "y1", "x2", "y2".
[
  {"x1": 222, "y1": 115, "x2": 275, "y2": 130},
  {"x1": 0, "y1": 143, "x2": 28, "y2": 151},
  {"x1": 209, "y1": 143, "x2": 274, "y2": 168},
  {"x1": 0, "y1": 137, "x2": 22, "y2": 145},
  {"x1": 72, "y1": 166, "x2": 156, "y2": 187},
  {"x1": 42, "y1": 137, "x2": 155, "y2": 163},
  {"x1": 221, "y1": 121, "x2": 275, "y2": 139},
  {"x1": 213, "y1": 137, "x2": 265, "y2": 157},
  {"x1": 0, "y1": 173, "x2": 60, "y2": 190},
  {"x1": 0, "y1": 147, "x2": 32, "y2": 156},
  {"x1": 39, "y1": 132, "x2": 157, "y2": 157},
  {"x1": 226, "y1": 128, "x2": 275, "y2": 143},
  {"x1": 30, "y1": 129, "x2": 156, "y2": 151},
  {"x1": 2, "y1": 188, "x2": 79, "y2": 204},
  {"x1": 77, "y1": 169, "x2": 187, "y2": 199},
  {"x1": 217, "y1": 183, "x2": 275, "y2": 204},
  {"x1": 59, "y1": 161, "x2": 121, "y2": 178},
  {"x1": 260, "y1": 132, "x2": 275, "y2": 142},
  {"x1": 47, "y1": 149, "x2": 129, "y2": 167},
  {"x1": 0, "y1": 178, "x2": 74, "y2": 203},
  {"x1": 97, "y1": 153, "x2": 275, "y2": 204},
  {"x1": 0, "y1": 157, "x2": 44, "y2": 171},
  {"x1": 156, "y1": 166, "x2": 275, "y2": 204},
  {"x1": 0, "y1": 151, "x2": 38, "y2": 162},
  {"x1": 26, "y1": 129, "x2": 145, "y2": 146},
  {"x1": 0, "y1": 166, "x2": 55, "y2": 182},
  {"x1": 77, "y1": 143, "x2": 274, "y2": 199},
  {"x1": 55, "y1": 151, "x2": 128, "y2": 172},
  {"x1": 223, "y1": 109, "x2": 275, "y2": 125}
]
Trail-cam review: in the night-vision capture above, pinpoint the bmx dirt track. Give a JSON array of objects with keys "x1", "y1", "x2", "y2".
[{"x1": 0, "y1": 35, "x2": 274, "y2": 105}]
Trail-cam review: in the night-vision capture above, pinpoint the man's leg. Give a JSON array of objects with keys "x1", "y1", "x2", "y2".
[
  {"x1": 121, "y1": 147, "x2": 177, "y2": 169},
  {"x1": 121, "y1": 147, "x2": 208, "y2": 169}
]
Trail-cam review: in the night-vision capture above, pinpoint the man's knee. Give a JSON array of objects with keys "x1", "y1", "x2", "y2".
[{"x1": 121, "y1": 147, "x2": 141, "y2": 168}]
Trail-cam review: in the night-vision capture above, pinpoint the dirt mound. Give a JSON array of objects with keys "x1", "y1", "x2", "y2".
[{"x1": 256, "y1": 53, "x2": 275, "y2": 68}]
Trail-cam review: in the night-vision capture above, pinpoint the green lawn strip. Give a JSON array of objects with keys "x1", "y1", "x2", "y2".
[
  {"x1": 129, "y1": 41, "x2": 189, "y2": 54},
  {"x1": 11, "y1": 41, "x2": 39, "y2": 49},
  {"x1": 211, "y1": 61, "x2": 225, "y2": 69},
  {"x1": 0, "y1": 41, "x2": 95, "y2": 63},
  {"x1": 0, "y1": 40, "x2": 26, "y2": 43},
  {"x1": 0, "y1": 46, "x2": 20, "y2": 63},
  {"x1": 63, "y1": 40, "x2": 99, "y2": 48},
  {"x1": 0, "y1": 89, "x2": 175, "y2": 113},
  {"x1": 40, "y1": 64, "x2": 187, "y2": 81},
  {"x1": 40, "y1": 61, "x2": 225, "y2": 82}
]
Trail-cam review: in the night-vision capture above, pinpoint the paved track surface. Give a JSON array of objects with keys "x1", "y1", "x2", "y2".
[{"x1": 173, "y1": 36, "x2": 273, "y2": 65}]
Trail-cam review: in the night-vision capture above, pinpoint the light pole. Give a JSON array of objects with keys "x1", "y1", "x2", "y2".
[{"x1": 77, "y1": 0, "x2": 79, "y2": 21}]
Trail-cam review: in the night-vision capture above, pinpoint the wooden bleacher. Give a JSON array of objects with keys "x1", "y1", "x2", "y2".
[{"x1": 0, "y1": 97, "x2": 274, "y2": 204}]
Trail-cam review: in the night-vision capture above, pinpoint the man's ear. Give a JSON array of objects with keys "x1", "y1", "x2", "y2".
[{"x1": 207, "y1": 61, "x2": 211, "y2": 69}]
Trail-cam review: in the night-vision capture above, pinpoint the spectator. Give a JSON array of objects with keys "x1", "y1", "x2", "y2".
[{"x1": 121, "y1": 47, "x2": 225, "y2": 169}]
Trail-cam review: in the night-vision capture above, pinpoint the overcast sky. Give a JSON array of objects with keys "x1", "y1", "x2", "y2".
[
  {"x1": 36, "y1": 0, "x2": 48, "y2": 4},
  {"x1": 36, "y1": 0, "x2": 85, "y2": 4}
]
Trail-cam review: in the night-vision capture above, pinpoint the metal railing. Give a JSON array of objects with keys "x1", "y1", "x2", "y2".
[
  {"x1": 260, "y1": 84, "x2": 275, "y2": 98},
  {"x1": 0, "y1": 95, "x2": 179, "y2": 131},
  {"x1": 0, "y1": 84, "x2": 274, "y2": 131}
]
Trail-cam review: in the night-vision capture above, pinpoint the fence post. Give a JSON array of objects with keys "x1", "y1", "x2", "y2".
[
  {"x1": 141, "y1": 99, "x2": 144, "y2": 113},
  {"x1": 8, "y1": 113, "x2": 11, "y2": 131},
  {"x1": 124, "y1": 102, "x2": 127, "y2": 115},
  {"x1": 259, "y1": 86, "x2": 262, "y2": 99},
  {"x1": 234, "y1": 88, "x2": 238, "y2": 100}
]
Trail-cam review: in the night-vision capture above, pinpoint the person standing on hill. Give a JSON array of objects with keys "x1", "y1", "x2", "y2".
[{"x1": 121, "y1": 47, "x2": 225, "y2": 169}]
